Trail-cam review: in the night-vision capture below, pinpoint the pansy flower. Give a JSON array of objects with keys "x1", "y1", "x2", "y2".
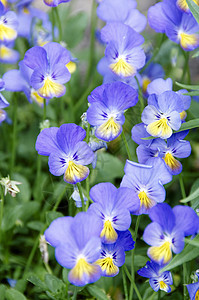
[
  {"x1": 95, "y1": 232, "x2": 134, "y2": 277},
  {"x1": 45, "y1": 212, "x2": 103, "y2": 286},
  {"x1": 148, "y1": 0, "x2": 199, "y2": 51},
  {"x1": 138, "y1": 260, "x2": 173, "y2": 292},
  {"x1": 0, "y1": 2, "x2": 18, "y2": 43},
  {"x1": 147, "y1": 78, "x2": 191, "y2": 121},
  {"x1": 136, "y1": 131, "x2": 191, "y2": 175},
  {"x1": 141, "y1": 91, "x2": 183, "y2": 139},
  {"x1": 88, "y1": 182, "x2": 139, "y2": 244},
  {"x1": 35, "y1": 124, "x2": 94, "y2": 184},
  {"x1": 43, "y1": 0, "x2": 70, "y2": 7},
  {"x1": 121, "y1": 158, "x2": 172, "y2": 215},
  {"x1": 23, "y1": 42, "x2": 71, "y2": 99},
  {"x1": 143, "y1": 203, "x2": 199, "y2": 264},
  {"x1": 101, "y1": 22, "x2": 145, "y2": 77},
  {"x1": 187, "y1": 272, "x2": 199, "y2": 300},
  {"x1": 97, "y1": 0, "x2": 146, "y2": 33},
  {"x1": 87, "y1": 82, "x2": 138, "y2": 142}
]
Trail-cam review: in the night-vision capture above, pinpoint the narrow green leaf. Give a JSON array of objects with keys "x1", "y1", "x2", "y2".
[
  {"x1": 178, "y1": 119, "x2": 199, "y2": 131},
  {"x1": 45, "y1": 274, "x2": 64, "y2": 293},
  {"x1": 184, "y1": 237, "x2": 199, "y2": 247},
  {"x1": 187, "y1": 0, "x2": 199, "y2": 24},
  {"x1": 87, "y1": 285, "x2": 109, "y2": 300},
  {"x1": 46, "y1": 211, "x2": 64, "y2": 226},
  {"x1": 0, "y1": 285, "x2": 7, "y2": 300},
  {"x1": 163, "y1": 235, "x2": 199, "y2": 271},
  {"x1": 180, "y1": 186, "x2": 199, "y2": 203},
  {"x1": 183, "y1": 91, "x2": 199, "y2": 96},
  {"x1": 176, "y1": 81, "x2": 199, "y2": 90}
]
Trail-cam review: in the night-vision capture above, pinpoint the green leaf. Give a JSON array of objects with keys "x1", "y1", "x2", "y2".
[
  {"x1": 178, "y1": 118, "x2": 199, "y2": 131},
  {"x1": 62, "y1": 12, "x2": 88, "y2": 48},
  {"x1": 5, "y1": 288, "x2": 27, "y2": 300},
  {"x1": 46, "y1": 211, "x2": 64, "y2": 226},
  {"x1": 0, "y1": 284, "x2": 7, "y2": 300},
  {"x1": 187, "y1": 0, "x2": 199, "y2": 24},
  {"x1": 28, "y1": 274, "x2": 47, "y2": 291},
  {"x1": 45, "y1": 274, "x2": 64, "y2": 293},
  {"x1": 87, "y1": 285, "x2": 109, "y2": 300},
  {"x1": 184, "y1": 237, "x2": 199, "y2": 247},
  {"x1": 182, "y1": 91, "x2": 199, "y2": 96},
  {"x1": 2, "y1": 205, "x2": 22, "y2": 231},
  {"x1": 163, "y1": 235, "x2": 199, "y2": 271},
  {"x1": 191, "y1": 179, "x2": 199, "y2": 209},
  {"x1": 180, "y1": 186, "x2": 199, "y2": 203},
  {"x1": 13, "y1": 173, "x2": 31, "y2": 202},
  {"x1": 27, "y1": 221, "x2": 45, "y2": 231},
  {"x1": 91, "y1": 152, "x2": 124, "y2": 184},
  {"x1": 175, "y1": 81, "x2": 199, "y2": 90}
]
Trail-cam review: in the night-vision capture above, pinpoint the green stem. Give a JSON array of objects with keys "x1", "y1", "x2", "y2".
[
  {"x1": 85, "y1": 0, "x2": 97, "y2": 86},
  {"x1": 135, "y1": 76, "x2": 145, "y2": 115},
  {"x1": 179, "y1": 174, "x2": 188, "y2": 300},
  {"x1": 72, "y1": 287, "x2": 78, "y2": 300},
  {"x1": 52, "y1": 185, "x2": 68, "y2": 211},
  {"x1": 86, "y1": 123, "x2": 90, "y2": 143},
  {"x1": 158, "y1": 289, "x2": 161, "y2": 300},
  {"x1": 123, "y1": 264, "x2": 142, "y2": 300},
  {"x1": 77, "y1": 182, "x2": 85, "y2": 211},
  {"x1": 51, "y1": 8, "x2": 55, "y2": 42},
  {"x1": 0, "y1": 186, "x2": 4, "y2": 243},
  {"x1": 122, "y1": 266, "x2": 128, "y2": 300},
  {"x1": 121, "y1": 131, "x2": 132, "y2": 161},
  {"x1": 54, "y1": 6, "x2": 62, "y2": 42},
  {"x1": 179, "y1": 173, "x2": 186, "y2": 199},
  {"x1": 181, "y1": 52, "x2": 190, "y2": 84},
  {"x1": 85, "y1": 177, "x2": 90, "y2": 211},
  {"x1": 129, "y1": 215, "x2": 141, "y2": 300},
  {"x1": 44, "y1": 261, "x2": 53, "y2": 274},
  {"x1": 10, "y1": 95, "x2": 18, "y2": 176},
  {"x1": 43, "y1": 98, "x2": 46, "y2": 121},
  {"x1": 141, "y1": 34, "x2": 166, "y2": 73}
]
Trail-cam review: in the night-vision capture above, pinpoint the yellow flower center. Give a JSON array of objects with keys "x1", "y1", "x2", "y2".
[
  {"x1": 95, "y1": 257, "x2": 118, "y2": 276},
  {"x1": 64, "y1": 161, "x2": 88, "y2": 184},
  {"x1": 148, "y1": 241, "x2": 172, "y2": 264},
  {"x1": 0, "y1": 23, "x2": 17, "y2": 42},
  {"x1": 0, "y1": 45, "x2": 11, "y2": 58},
  {"x1": 180, "y1": 110, "x2": 187, "y2": 121},
  {"x1": 147, "y1": 117, "x2": 172, "y2": 139},
  {"x1": 100, "y1": 220, "x2": 118, "y2": 243},
  {"x1": 180, "y1": 32, "x2": 198, "y2": 50},
  {"x1": 66, "y1": 61, "x2": 77, "y2": 74},
  {"x1": 159, "y1": 281, "x2": 168, "y2": 292},
  {"x1": 163, "y1": 153, "x2": 181, "y2": 173},
  {"x1": 138, "y1": 191, "x2": 154, "y2": 210},
  {"x1": 195, "y1": 290, "x2": 199, "y2": 300},
  {"x1": 38, "y1": 76, "x2": 64, "y2": 98},
  {"x1": 70, "y1": 258, "x2": 99, "y2": 284},
  {"x1": 110, "y1": 58, "x2": 135, "y2": 77},
  {"x1": 142, "y1": 77, "x2": 151, "y2": 93}
]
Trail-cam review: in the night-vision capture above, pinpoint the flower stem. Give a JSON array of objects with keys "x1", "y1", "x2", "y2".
[
  {"x1": 10, "y1": 95, "x2": 18, "y2": 176},
  {"x1": 135, "y1": 76, "x2": 145, "y2": 115},
  {"x1": 122, "y1": 266, "x2": 128, "y2": 300},
  {"x1": 0, "y1": 186, "x2": 4, "y2": 243},
  {"x1": 77, "y1": 182, "x2": 85, "y2": 212},
  {"x1": 85, "y1": 0, "x2": 97, "y2": 86},
  {"x1": 179, "y1": 173, "x2": 188, "y2": 300},
  {"x1": 158, "y1": 289, "x2": 161, "y2": 300},
  {"x1": 54, "y1": 6, "x2": 62, "y2": 42},
  {"x1": 43, "y1": 98, "x2": 46, "y2": 121},
  {"x1": 121, "y1": 130, "x2": 132, "y2": 161},
  {"x1": 72, "y1": 287, "x2": 78, "y2": 300},
  {"x1": 181, "y1": 52, "x2": 190, "y2": 84},
  {"x1": 129, "y1": 215, "x2": 141, "y2": 300},
  {"x1": 123, "y1": 264, "x2": 142, "y2": 300}
]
